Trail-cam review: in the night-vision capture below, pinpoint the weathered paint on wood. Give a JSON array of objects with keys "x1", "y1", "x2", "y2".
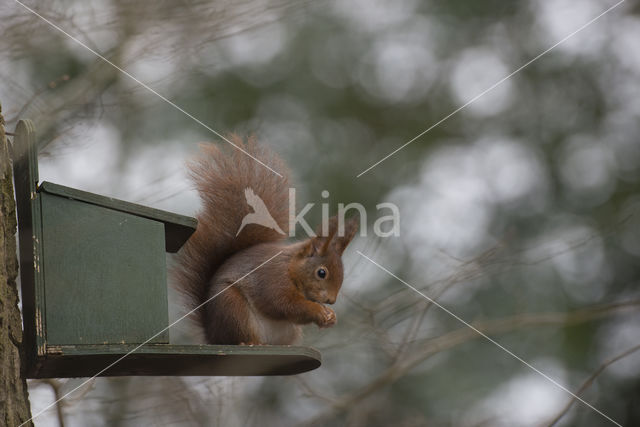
[
  {"x1": 13, "y1": 119, "x2": 44, "y2": 363},
  {"x1": 35, "y1": 344, "x2": 321, "y2": 377},
  {"x1": 40, "y1": 191, "x2": 169, "y2": 345},
  {"x1": 40, "y1": 181, "x2": 196, "y2": 253}
]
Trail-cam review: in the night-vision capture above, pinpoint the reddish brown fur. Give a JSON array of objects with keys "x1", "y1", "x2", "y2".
[{"x1": 173, "y1": 136, "x2": 358, "y2": 345}]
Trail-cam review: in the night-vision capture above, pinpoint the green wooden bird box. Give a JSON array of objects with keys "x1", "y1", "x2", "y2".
[{"x1": 12, "y1": 120, "x2": 320, "y2": 378}]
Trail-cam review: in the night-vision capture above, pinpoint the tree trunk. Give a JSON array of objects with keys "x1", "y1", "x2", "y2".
[{"x1": 0, "y1": 101, "x2": 33, "y2": 425}]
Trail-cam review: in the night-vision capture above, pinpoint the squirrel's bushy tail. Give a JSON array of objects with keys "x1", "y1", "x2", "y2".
[{"x1": 173, "y1": 135, "x2": 290, "y2": 325}]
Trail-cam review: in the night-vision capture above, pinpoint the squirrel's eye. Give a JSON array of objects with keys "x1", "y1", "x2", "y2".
[{"x1": 316, "y1": 267, "x2": 327, "y2": 279}]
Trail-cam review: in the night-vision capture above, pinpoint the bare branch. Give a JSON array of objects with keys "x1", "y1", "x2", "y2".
[
  {"x1": 545, "y1": 343, "x2": 640, "y2": 427},
  {"x1": 303, "y1": 300, "x2": 640, "y2": 426}
]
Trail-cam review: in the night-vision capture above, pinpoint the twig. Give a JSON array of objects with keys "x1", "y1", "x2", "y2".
[
  {"x1": 4, "y1": 74, "x2": 71, "y2": 124},
  {"x1": 545, "y1": 343, "x2": 640, "y2": 426},
  {"x1": 34, "y1": 379, "x2": 65, "y2": 427},
  {"x1": 293, "y1": 377, "x2": 339, "y2": 405}
]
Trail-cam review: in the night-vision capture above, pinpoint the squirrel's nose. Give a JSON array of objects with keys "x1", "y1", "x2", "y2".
[{"x1": 326, "y1": 296, "x2": 336, "y2": 304}]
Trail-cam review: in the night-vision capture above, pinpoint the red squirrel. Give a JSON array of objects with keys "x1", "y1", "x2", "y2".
[{"x1": 173, "y1": 135, "x2": 358, "y2": 345}]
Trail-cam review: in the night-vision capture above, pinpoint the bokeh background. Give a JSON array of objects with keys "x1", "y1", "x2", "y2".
[{"x1": 1, "y1": 0, "x2": 640, "y2": 426}]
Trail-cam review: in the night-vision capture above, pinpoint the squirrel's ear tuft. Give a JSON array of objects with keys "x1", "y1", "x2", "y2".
[
  {"x1": 309, "y1": 215, "x2": 339, "y2": 256},
  {"x1": 298, "y1": 238, "x2": 320, "y2": 257},
  {"x1": 314, "y1": 216, "x2": 339, "y2": 239},
  {"x1": 321, "y1": 216, "x2": 339, "y2": 254},
  {"x1": 335, "y1": 216, "x2": 359, "y2": 254},
  {"x1": 301, "y1": 216, "x2": 358, "y2": 258}
]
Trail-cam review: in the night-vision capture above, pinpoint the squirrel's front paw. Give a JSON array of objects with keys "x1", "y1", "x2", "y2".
[{"x1": 316, "y1": 305, "x2": 336, "y2": 328}]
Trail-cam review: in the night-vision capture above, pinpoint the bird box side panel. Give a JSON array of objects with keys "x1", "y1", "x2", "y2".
[{"x1": 40, "y1": 192, "x2": 170, "y2": 345}]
